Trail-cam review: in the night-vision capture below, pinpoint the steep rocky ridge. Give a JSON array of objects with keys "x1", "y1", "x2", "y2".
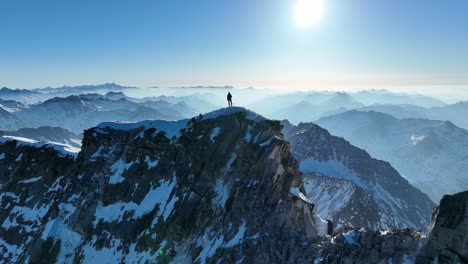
[{"x1": 0, "y1": 108, "x2": 320, "y2": 263}]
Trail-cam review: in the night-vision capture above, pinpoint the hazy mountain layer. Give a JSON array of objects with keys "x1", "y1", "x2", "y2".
[
  {"x1": 316, "y1": 110, "x2": 468, "y2": 202},
  {"x1": 0, "y1": 94, "x2": 201, "y2": 133}
]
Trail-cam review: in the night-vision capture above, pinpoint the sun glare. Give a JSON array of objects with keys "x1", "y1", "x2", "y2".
[{"x1": 294, "y1": 0, "x2": 325, "y2": 28}]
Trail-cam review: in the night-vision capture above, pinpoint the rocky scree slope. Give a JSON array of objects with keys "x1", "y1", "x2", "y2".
[{"x1": 0, "y1": 108, "x2": 321, "y2": 263}]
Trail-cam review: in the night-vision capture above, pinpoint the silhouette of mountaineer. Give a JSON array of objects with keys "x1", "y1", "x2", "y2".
[{"x1": 227, "y1": 92, "x2": 233, "y2": 107}]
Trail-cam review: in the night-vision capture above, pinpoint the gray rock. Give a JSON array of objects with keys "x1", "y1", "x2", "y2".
[{"x1": 416, "y1": 191, "x2": 468, "y2": 264}]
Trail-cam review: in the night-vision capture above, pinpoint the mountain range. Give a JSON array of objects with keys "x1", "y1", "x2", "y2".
[
  {"x1": 316, "y1": 110, "x2": 468, "y2": 202},
  {"x1": 0, "y1": 93, "x2": 202, "y2": 133},
  {"x1": 357, "y1": 102, "x2": 468, "y2": 130},
  {"x1": 0, "y1": 83, "x2": 136, "y2": 104}
]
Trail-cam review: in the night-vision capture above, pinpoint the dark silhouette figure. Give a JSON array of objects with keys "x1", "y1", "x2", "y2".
[{"x1": 227, "y1": 92, "x2": 233, "y2": 107}]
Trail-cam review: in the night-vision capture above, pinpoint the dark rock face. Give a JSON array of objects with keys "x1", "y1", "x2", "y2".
[
  {"x1": 283, "y1": 121, "x2": 434, "y2": 230},
  {"x1": 416, "y1": 191, "x2": 468, "y2": 264},
  {"x1": 0, "y1": 110, "x2": 319, "y2": 263},
  {"x1": 312, "y1": 191, "x2": 468, "y2": 264}
]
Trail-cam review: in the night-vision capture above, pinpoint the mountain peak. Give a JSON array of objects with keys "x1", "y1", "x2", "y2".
[
  {"x1": 94, "y1": 107, "x2": 266, "y2": 139},
  {"x1": 438, "y1": 120, "x2": 456, "y2": 129},
  {"x1": 202, "y1": 107, "x2": 266, "y2": 122},
  {"x1": 105, "y1": 91, "x2": 125, "y2": 96}
]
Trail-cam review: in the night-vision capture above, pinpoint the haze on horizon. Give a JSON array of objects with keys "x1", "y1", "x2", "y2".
[{"x1": 1, "y1": 0, "x2": 467, "y2": 100}]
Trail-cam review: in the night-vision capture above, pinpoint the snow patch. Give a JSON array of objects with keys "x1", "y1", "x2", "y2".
[
  {"x1": 244, "y1": 127, "x2": 252, "y2": 142},
  {"x1": 81, "y1": 235, "x2": 124, "y2": 263},
  {"x1": 196, "y1": 228, "x2": 227, "y2": 263},
  {"x1": 314, "y1": 214, "x2": 329, "y2": 236},
  {"x1": 223, "y1": 153, "x2": 237, "y2": 176},
  {"x1": 410, "y1": 135, "x2": 427, "y2": 145},
  {"x1": 290, "y1": 187, "x2": 313, "y2": 204},
  {"x1": 109, "y1": 159, "x2": 136, "y2": 184},
  {"x1": 299, "y1": 158, "x2": 366, "y2": 189},
  {"x1": 343, "y1": 230, "x2": 357, "y2": 245},
  {"x1": 144, "y1": 155, "x2": 158, "y2": 168},
  {"x1": 203, "y1": 107, "x2": 266, "y2": 122},
  {"x1": 224, "y1": 221, "x2": 247, "y2": 248},
  {"x1": 18, "y1": 177, "x2": 42, "y2": 184},
  {"x1": 97, "y1": 119, "x2": 188, "y2": 139},
  {"x1": 15, "y1": 153, "x2": 23, "y2": 161},
  {"x1": 259, "y1": 136, "x2": 274, "y2": 147},
  {"x1": 161, "y1": 194, "x2": 179, "y2": 221},
  {"x1": 41, "y1": 219, "x2": 82, "y2": 263},
  {"x1": 94, "y1": 175, "x2": 177, "y2": 225},
  {"x1": 213, "y1": 179, "x2": 229, "y2": 208},
  {"x1": 210, "y1": 127, "x2": 221, "y2": 141}
]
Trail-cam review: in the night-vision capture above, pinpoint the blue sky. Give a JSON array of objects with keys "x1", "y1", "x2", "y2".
[{"x1": 1, "y1": 0, "x2": 467, "y2": 90}]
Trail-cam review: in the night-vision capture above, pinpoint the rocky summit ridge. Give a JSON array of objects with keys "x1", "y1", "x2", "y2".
[{"x1": 1, "y1": 108, "x2": 321, "y2": 263}]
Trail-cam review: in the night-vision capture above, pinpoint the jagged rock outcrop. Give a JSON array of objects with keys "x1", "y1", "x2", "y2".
[
  {"x1": 282, "y1": 121, "x2": 434, "y2": 230},
  {"x1": 315, "y1": 228, "x2": 421, "y2": 263},
  {"x1": 416, "y1": 191, "x2": 468, "y2": 264},
  {"x1": 0, "y1": 108, "x2": 320, "y2": 263},
  {"x1": 312, "y1": 191, "x2": 468, "y2": 264}
]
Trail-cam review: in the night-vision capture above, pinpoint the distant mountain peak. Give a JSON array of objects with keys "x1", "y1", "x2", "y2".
[
  {"x1": 439, "y1": 120, "x2": 456, "y2": 129},
  {"x1": 105, "y1": 91, "x2": 125, "y2": 96},
  {"x1": 105, "y1": 91, "x2": 127, "y2": 99},
  {"x1": 334, "y1": 91, "x2": 350, "y2": 96}
]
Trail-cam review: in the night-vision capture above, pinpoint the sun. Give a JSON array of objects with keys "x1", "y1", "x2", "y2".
[{"x1": 294, "y1": 0, "x2": 325, "y2": 28}]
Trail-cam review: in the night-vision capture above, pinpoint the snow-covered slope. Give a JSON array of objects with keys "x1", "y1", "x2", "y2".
[
  {"x1": 0, "y1": 135, "x2": 79, "y2": 157},
  {"x1": 1, "y1": 126, "x2": 81, "y2": 148},
  {"x1": 316, "y1": 110, "x2": 468, "y2": 202},
  {"x1": 0, "y1": 107, "x2": 26, "y2": 131},
  {"x1": 283, "y1": 121, "x2": 434, "y2": 230}
]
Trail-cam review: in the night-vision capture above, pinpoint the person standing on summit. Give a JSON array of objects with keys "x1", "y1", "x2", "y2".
[{"x1": 227, "y1": 92, "x2": 233, "y2": 107}]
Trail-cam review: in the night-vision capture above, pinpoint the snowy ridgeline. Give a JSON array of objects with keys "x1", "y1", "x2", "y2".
[
  {"x1": 96, "y1": 107, "x2": 265, "y2": 134},
  {"x1": 0, "y1": 135, "x2": 80, "y2": 157}
]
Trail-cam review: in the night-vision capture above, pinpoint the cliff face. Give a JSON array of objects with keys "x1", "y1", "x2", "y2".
[
  {"x1": 416, "y1": 191, "x2": 468, "y2": 264},
  {"x1": 0, "y1": 109, "x2": 319, "y2": 263}
]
